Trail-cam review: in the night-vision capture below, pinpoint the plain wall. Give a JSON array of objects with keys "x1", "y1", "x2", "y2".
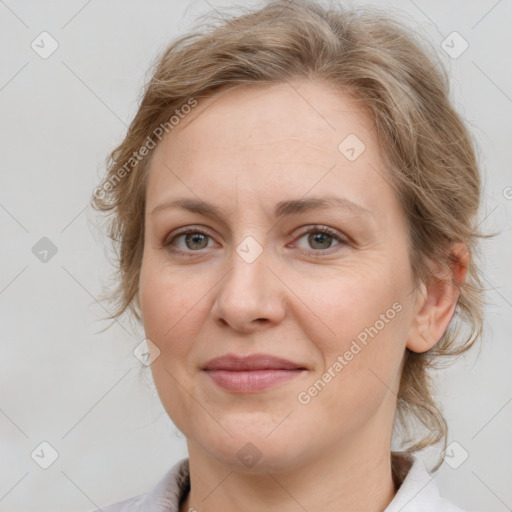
[{"x1": 1, "y1": 0, "x2": 511, "y2": 510}]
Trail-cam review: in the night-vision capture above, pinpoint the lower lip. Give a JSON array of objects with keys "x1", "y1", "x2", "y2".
[{"x1": 204, "y1": 369, "x2": 305, "y2": 392}]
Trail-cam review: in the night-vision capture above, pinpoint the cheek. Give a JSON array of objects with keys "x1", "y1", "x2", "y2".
[
  {"x1": 139, "y1": 254, "x2": 221, "y2": 387},
  {"x1": 139, "y1": 256, "x2": 197, "y2": 362},
  {"x1": 297, "y1": 264, "x2": 406, "y2": 354},
  {"x1": 296, "y1": 262, "x2": 409, "y2": 402},
  {"x1": 297, "y1": 295, "x2": 407, "y2": 439},
  {"x1": 139, "y1": 259, "x2": 205, "y2": 431},
  {"x1": 140, "y1": 250, "x2": 198, "y2": 331}
]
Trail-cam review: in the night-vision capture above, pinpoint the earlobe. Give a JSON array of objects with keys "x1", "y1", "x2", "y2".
[
  {"x1": 406, "y1": 243, "x2": 468, "y2": 354},
  {"x1": 407, "y1": 281, "x2": 437, "y2": 353}
]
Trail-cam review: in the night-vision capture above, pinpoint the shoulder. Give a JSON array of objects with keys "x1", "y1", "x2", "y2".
[
  {"x1": 86, "y1": 458, "x2": 190, "y2": 512},
  {"x1": 387, "y1": 452, "x2": 466, "y2": 512}
]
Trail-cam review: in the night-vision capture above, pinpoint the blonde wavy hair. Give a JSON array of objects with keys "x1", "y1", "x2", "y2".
[{"x1": 91, "y1": 0, "x2": 488, "y2": 469}]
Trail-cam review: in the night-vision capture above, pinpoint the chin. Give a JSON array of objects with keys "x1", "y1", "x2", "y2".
[{"x1": 196, "y1": 427, "x2": 308, "y2": 474}]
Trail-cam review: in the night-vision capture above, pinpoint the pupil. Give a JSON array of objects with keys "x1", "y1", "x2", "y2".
[
  {"x1": 309, "y1": 232, "x2": 331, "y2": 249},
  {"x1": 186, "y1": 233, "x2": 207, "y2": 250}
]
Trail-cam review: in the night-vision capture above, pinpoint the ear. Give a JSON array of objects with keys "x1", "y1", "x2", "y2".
[{"x1": 406, "y1": 243, "x2": 469, "y2": 353}]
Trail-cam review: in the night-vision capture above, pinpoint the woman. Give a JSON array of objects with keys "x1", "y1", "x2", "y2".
[{"x1": 90, "y1": 1, "x2": 486, "y2": 510}]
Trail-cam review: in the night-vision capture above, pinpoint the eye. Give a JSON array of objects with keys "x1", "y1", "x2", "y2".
[
  {"x1": 292, "y1": 225, "x2": 348, "y2": 254},
  {"x1": 165, "y1": 227, "x2": 215, "y2": 253}
]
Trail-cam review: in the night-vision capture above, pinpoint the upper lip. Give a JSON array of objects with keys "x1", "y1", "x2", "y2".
[{"x1": 202, "y1": 353, "x2": 307, "y2": 371}]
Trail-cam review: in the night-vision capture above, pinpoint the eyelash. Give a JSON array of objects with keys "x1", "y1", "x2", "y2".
[{"x1": 164, "y1": 225, "x2": 348, "y2": 257}]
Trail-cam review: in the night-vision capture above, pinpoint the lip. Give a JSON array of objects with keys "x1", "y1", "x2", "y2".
[
  {"x1": 202, "y1": 353, "x2": 307, "y2": 393},
  {"x1": 202, "y1": 353, "x2": 306, "y2": 371}
]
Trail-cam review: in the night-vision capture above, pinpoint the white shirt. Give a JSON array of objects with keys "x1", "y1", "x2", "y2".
[{"x1": 89, "y1": 453, "x2": 465, "y2": 512}]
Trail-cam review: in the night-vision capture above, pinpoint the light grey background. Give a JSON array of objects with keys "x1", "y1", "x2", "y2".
[{"x1": 1, "y1": 0, "x2": 511, "y2": 510}]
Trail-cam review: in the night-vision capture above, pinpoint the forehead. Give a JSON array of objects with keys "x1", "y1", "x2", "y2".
[
  {"x1": 159, "y1": 81, "x2": 375, "y2": 157},
  {"x1": 145, "y1": 80, "x2": 399, "y2": 224}
]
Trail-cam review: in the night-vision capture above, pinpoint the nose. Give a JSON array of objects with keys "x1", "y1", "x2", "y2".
[{"x1": 210, "y1": 243, "x2": 286, "y2": 333}]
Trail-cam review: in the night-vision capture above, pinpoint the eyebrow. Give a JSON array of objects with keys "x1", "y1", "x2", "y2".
[{"x1": 150, "y1": 195, "x2": 373, "y2": 221}]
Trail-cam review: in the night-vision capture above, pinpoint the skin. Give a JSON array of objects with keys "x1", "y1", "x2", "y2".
[{"x1": 138, "y1": 80, "x2": 467, "y2": 512}]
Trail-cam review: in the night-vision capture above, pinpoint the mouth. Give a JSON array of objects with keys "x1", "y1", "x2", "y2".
[{"x1": 202, "y1": 353, "x2": 308, "y2": 393}]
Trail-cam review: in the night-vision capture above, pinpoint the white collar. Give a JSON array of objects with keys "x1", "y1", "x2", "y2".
[{"x1": 94, "y1": 453, "x2": 465, "y2": 512}]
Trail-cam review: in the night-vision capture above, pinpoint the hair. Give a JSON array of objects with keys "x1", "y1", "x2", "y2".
[{"x1": 91, "y1": 0, "x2": 489, "y2": 470}]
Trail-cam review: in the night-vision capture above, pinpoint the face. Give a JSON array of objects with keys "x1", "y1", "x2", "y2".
[{"x1": 139, "y1": 81, "x2": 421, "y2": 472}]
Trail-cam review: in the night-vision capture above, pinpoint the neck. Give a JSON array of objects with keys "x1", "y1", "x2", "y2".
[{"x1": 180, "y1": 437, "x2": 397, "y2": 512}]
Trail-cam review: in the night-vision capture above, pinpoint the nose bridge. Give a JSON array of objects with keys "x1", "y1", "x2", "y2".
[
  {"x1": 233, "y1": 234, "x2": 268, "y2": 288},
  {"x1": 211, "y1": 232, "x2": 286, "y2": 330}
]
